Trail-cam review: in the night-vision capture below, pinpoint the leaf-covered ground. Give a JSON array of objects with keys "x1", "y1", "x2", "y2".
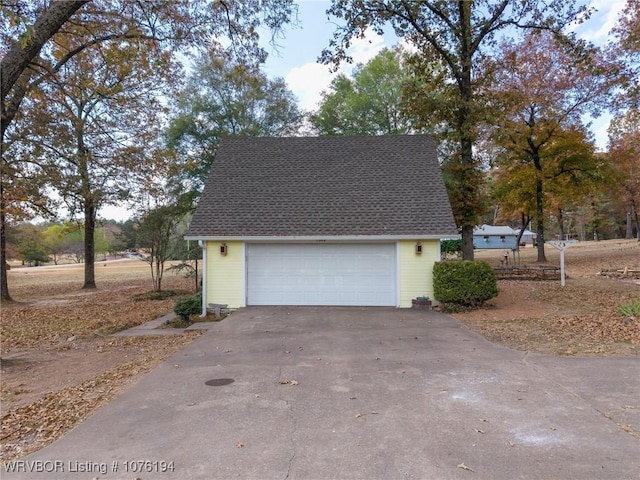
[
  {"x1": 1, "y1": 261, "x2": 203, "y2": 462},
  {"x1": 1, "y1": 335, "x2": 200, "y2": 462},
  {"x1": 1, "y1": 243, "x2": 639, "y2": 463},
  {"x1": 453, "y1": 240, "x2": 640, "y2": 355},
  {"x1": 1, "y1": 260, "x2": 196, "y2": 352}
]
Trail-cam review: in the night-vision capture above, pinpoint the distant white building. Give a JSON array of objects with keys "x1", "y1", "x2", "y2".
[{"x1": 520, "y1": 229, "x2": 536, "y2": 245}]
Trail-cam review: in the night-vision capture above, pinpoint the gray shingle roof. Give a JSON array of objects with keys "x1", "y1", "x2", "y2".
[{"x1": 186, "y1": 135, "x2": 458, "y2": 238}]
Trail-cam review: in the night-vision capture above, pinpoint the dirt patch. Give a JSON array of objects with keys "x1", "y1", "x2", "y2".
[
  {"x1": 0, "y1": 334, "x2": 201, "y2": 462},
  {"x1": 2, "y1": 336, "x2": 178, "y2": 409},
  {"x1": 453, "y1": 240, "x2": 640, "y2": 355}
]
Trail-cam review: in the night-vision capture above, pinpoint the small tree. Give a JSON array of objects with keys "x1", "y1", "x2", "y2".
[
  {"x1": 42, "y1": 224, "x2": 66, "y2": 265},
  {"x1": 168, "y1": 238, "x2": 202, "y2": 293},
  {"x1": 483, "y1": 31, "x2": 615, "y2": 261},
  {"x1": 59, "y1": 223, "x2": 85, "y2": 263},
  {"x1": 440, "y1": 239, "x2": 463, "y2": 259},
  {"x1": 136, "y1": 205, "x2": 183, "y2": 292},
  {"x1": 15, "y1": 223, "x2": 49, "y2": 266}
]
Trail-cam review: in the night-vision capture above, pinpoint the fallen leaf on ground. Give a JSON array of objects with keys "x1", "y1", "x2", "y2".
[{"x1": 279, "y1": 379, "x2": 298, "y2": 385}]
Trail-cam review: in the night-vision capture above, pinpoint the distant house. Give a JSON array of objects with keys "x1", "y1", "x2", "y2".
[
  {"x1": 185, "y1": 135, "x2": 459, "y2": 312},
  {"x1": 520, "y1": 229, "x2": 536, "y2": 245},
  {"x1": 473, "y1": 225, "x2": 519, "y2": 250}
]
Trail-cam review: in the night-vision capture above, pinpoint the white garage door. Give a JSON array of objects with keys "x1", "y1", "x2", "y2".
[{"x1": 247, "y1": 243, "x2": 396, "y2": 306}]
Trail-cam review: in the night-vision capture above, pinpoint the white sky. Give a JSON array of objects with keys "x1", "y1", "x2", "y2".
[
  {"x1": 100, "y1": 0, "x2": 627, "y2": 221},
  {"x1": 262, "y1": 4, "x2": 389, "y2": 112}
]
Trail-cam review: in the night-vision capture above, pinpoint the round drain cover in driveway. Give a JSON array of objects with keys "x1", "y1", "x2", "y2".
[{"x1": 205, "y1": 378, "x2": 235, "y2": 386}]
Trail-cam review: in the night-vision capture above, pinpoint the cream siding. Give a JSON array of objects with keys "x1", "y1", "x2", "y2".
[
  {"x1": 398, "y1": 239, "x2": 440, "y2": 308},
  {"x1": 205, "y1": 241, "x2": 245, "y2": 309},
  {"x1": 202, "y1": 239, "x2": 443, "y2": 309}
]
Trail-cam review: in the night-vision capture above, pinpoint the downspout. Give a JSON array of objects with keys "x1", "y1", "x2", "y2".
[{"x1": 199, "y1": 240, "x2": 207, "y2": 317}]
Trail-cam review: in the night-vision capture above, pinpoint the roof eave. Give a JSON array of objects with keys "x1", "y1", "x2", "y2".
[{"x1": 184, "y1": 234, "x2": 460, "y2": 242}]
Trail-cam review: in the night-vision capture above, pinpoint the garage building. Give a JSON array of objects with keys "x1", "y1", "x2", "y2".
[{"x1": 185, "y1": 135, "x2": 458, "y2": 312}]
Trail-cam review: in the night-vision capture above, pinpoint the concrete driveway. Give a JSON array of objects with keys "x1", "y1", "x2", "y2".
[{"x1": 3, "y1": 307, "x2": 639, "y2": 479}]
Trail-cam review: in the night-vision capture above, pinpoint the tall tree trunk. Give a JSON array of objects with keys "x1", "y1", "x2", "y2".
[
  {"x1": 558, "y1": 208, "x2": 565, "y2": 240},
  {"x1": 457, "y1": 1, "x2": 477, "y2": 261},
  {"x1": 633, "y1": 201, "x2": 640, "y2": 241},
  {"x1": 458, "y1": 137, "x2": 478, "y2": 261},
  {"x1": 83, "y1": 199, "x2": 96, "y2": 289},
  {"x1": 76, "y1": 117, "x2": 97, "y2": 289},
  {"x1": 531, "y1": 148, "x2": 547, "y2": 262},
  {"x1": 626, "y1": 210, "x2": 633, "y2": 239},
  {"x1": 535, "y1": 177, "x2": 547, "y2": 262},
  {"x1": 0, "y1": 122, "x2": 12, "y2": 301},
  {"x1": 0, "y1": 178, "x2": 11, "y2": 301},
  {"x1": 460, "y1": 224, "x2": 474, "y2": 259}
]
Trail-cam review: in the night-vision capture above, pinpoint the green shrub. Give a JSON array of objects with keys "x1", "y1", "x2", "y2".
[
  {"x1": 440, "y1": 239, "x2": 462, "y2": 259},
  {"x1": 173, "y1": 293, "x2": 202, "y2": 322},
  {"x1": 433, "y1": 260, "x2": 498, "y2": 308}
]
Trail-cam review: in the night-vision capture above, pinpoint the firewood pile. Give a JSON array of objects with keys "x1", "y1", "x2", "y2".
[
  {"x1": 598, "y1": 267, "x2": 640, "y2": 279},
  {"x1": 493, "y1": 265, "x2": 561, "y2": 280}
]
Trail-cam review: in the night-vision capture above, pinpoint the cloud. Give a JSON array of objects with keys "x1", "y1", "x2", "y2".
[
  {"x1": 574, "y1": 0, "x2": 625, "y2": 45},
  {"x1": 347, "y1": 28, "x2": 387, "y2": 65},
  {"x1": 286, "y1": 62, "x2": 335, "y2": 111},
  {"x1": 285, "y1": 27, "x2": 389, "y2": 112}
]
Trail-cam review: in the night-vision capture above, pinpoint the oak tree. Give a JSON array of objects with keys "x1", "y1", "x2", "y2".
[
  {"x1": 1, "y1": 0, "x2": 296, "y2": 300},
  {"x1": 611, "y1": 0, "x2": 640, "y2": 108},
  {"x1": 607, "y1": 108, "x2": 640, "y2": 239},
  {"x1": 1, "y1": 0, "x2": 297, "y2": 138},
  {"x1": 321, "y1": 0, "x2": 588, "y2": 259},
  {"x1": 17, "y1": 31, "x2": 170, "y2": 289},
  {"x1": 484, "y1": 31, "x2": 614, "y2": 261}
]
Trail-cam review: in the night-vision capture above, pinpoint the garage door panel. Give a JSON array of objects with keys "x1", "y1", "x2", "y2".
[{"x1": 247, "y1": 243, "x2": 396, "y2": 306}]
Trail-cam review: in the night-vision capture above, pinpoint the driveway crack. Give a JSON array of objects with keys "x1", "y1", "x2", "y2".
[
  {"x1": 282, "y1": 397, "x2": 298, "y2": 480},
  {"x1": 277, "y1": 368, "x2": 298, "y2": 480}
]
